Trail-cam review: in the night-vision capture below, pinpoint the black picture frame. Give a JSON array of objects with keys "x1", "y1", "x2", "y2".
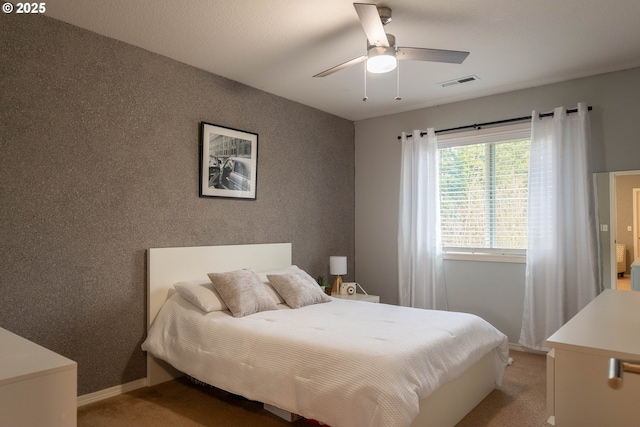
[{"x1": 199, "y1": 122, "x2": 258, "y2": 200}]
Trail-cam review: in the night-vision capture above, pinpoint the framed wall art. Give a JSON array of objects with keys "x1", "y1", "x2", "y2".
[{"x1": 199, "y1": 122, "x2": 258, "y2": 200}]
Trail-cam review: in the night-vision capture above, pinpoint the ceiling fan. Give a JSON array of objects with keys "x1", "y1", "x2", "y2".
[{"x1": 314, "y1": 3, "x2": 469, "y2": 83}]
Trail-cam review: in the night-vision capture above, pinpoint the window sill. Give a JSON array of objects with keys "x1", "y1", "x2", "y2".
[{"x1": 443, "y1": 251, "x2": 526, "y2": 264}]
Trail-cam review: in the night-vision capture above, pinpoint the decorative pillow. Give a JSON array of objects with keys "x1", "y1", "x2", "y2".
[
  {"x1": 267, "y1": 272, "x2": 332, "y2": 309},
  {"x1": 208, "y1": 269, "x2": 277, "y2": 317},
  {"x1": 174, "y1": 281, "x2": 227, "y2": 312},
  {"x1": 256, "y1": 265, "x2": 302, "y2": 304}
]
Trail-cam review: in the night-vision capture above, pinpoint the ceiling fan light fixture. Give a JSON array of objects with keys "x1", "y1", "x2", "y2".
[{"x1": 366, "y1": 46, "x2": 397, "y2": 73}]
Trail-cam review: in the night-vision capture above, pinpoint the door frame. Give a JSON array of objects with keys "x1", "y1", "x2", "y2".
[
  {"x1": 609, "y1": 170, "x2": 640, "y2": 290},
  {"x1": 634, "y1": 188, "x2": 640, "y2": 269}
]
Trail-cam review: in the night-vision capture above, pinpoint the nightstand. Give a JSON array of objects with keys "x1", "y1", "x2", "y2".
[{"x1": 333, "y1": 293, "x2": 380, "y2": 303}]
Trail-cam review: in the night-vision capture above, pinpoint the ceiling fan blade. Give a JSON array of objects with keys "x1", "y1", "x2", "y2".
[
  {"x1": 397, "y1": 47, "x2": 470, "y2": 64},
  {"x1": 354, "y1": 3, "x2": 389, "y2": 47},
  {"x1": 313, "y1": 55, "x2": 367, "y2": 77}
]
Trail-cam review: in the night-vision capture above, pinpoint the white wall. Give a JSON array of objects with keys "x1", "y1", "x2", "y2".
[{"x1": 354, "y1": 67, "x2": 640, "y2": 343}]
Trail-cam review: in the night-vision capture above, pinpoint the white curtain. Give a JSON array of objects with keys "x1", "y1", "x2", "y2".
[
  {"x1": 398, "y1": 129, "x2": 448, "y2": 310},
  {"x1": 519, "y1": 102, "x2": 599, "y2": 351}
]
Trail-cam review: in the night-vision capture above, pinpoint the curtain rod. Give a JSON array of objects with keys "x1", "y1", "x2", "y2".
[{"x1": 397, "y1": 105, "x2": 592, "y2": 140}]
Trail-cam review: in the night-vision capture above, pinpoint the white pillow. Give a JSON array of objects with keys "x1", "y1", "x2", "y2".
[
  {"x1": 256, "y1": 265, "x2": 302, "y2": 304},
  {"x1": 174, "y1": 281, "x2": 228, "y2": 312}
]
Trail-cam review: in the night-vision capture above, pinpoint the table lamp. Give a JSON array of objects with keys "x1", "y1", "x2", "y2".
[{"x1": 330, "y1": 256, "x2": 347, "y2": 295}]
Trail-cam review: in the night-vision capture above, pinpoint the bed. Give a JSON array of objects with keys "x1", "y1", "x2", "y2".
[{"x1": 142, "y1": 243, "x2": 509, "y2": 427}]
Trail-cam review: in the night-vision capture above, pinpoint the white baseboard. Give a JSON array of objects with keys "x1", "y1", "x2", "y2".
[
  {"x1": 77, "y1": 378, "x2": 147, "y2": 407},
  {"x1": 508, "y1": 342, "x2": 547, "y2": 355}
]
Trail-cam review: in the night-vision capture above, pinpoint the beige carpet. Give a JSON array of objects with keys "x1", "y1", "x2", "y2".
[
  {"x1": 78, "y1": 350, "x2": 547, "y2": 427},
  {"x1": 456, "y1": 350, "x2": 547, "y2": 427}
]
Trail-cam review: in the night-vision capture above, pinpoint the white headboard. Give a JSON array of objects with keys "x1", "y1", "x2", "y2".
[{"x1": 146, "y1": 242, "x2": 292, "y2": 385}]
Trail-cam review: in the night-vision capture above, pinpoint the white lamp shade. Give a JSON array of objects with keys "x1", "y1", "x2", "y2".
[
  {"x1": 366, "y1": 46, "x2": 397, "y2": 74},
  {"x1": 329, "y1": 256, "x2": 347, "y2": 276}
]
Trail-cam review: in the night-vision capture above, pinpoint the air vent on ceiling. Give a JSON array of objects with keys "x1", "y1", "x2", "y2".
[{"x1": 438, "y1": 75, "x2": 480, "y2": 88}]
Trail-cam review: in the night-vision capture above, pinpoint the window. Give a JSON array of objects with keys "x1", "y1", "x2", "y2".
[{"x1": 437, "y1": 123, "x2": 531, "y2": 255}]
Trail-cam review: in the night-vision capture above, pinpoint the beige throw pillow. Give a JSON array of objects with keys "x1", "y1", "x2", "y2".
[
  {"x1": 208, "y1": 269, "x2": 277, "y2": 317},
  {"x1": 256, "y1": 265, "x2": 303, "y2": 304},
  {"x1": 267, "y1": 272, "x2": 331, "y2": 309}
]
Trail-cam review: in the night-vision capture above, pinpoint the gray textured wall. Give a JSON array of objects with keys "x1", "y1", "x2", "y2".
[{"x1": 0, "y1": 15, "x2": 355, "y2": 395}]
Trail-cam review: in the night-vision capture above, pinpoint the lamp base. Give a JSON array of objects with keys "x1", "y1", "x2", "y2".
[{"x1": 331, "y1": 276, "x2": 343, "y2": 295}]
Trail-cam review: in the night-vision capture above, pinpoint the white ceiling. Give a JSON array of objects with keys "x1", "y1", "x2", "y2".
[{"x1": 44, "y1": 0, "x2": 640, "y2": 121}]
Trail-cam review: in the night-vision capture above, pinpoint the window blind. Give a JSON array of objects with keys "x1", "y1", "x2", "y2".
[{"x1": 439, "y1": 130, "x2": 530, "y2": 250}]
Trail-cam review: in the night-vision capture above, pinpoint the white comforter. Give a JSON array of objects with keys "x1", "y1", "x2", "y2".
[{"x1": 142, "y1": 295, "x2": 509, "y2": 427}]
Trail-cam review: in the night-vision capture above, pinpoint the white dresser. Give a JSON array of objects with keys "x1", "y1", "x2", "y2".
[
  {"x1": 0, "y1": 327, "x2": 77, "y2": 427},
  {"x1": 546, "y1": 290, "x2": 640, "y2": 427}
]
